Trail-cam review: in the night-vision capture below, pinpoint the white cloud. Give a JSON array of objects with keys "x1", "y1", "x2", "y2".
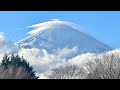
[
  {"x1": 0, "y1": 32, "x2": 5, "y2": 47},
  {"x1": 0, "y1": 32, "x2": 5, "y2": 61},
  {"x1": 20, "y1": 48, "x2": 120, "y2": 78},
  {"x1": 17, "y1": 46, "x2": 104, "y2": 79},
  {"x1": 0, "y1": 32, "x2": 18, "y2": 61},
  {"x1": 68, "y1": 53, "x2": 96, "y2": 66},
  {"x1": 17, "y1": 47, "x2": 81, "y2": 79},
  {"x1": 53, "y1": 47, "x2": 78, "y2": 58},
  {"x1": 18, "y1": 48, "x2": 72, "y2": 78},
  {"x1": 106, "y1": 49, "x2": 120, "y2": 54},
  {"x1": 72, "y1": 49, "x2": 120, "y2": 65}
]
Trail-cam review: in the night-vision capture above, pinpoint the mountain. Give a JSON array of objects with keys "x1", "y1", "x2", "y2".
[{"x1": 16, "y1": 19, "x2": 112, "y2": 54}]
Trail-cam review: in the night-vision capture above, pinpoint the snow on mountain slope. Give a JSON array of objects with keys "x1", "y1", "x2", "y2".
[{"x1": 16, "y1": 19, "x2": 112, "y2": 55}]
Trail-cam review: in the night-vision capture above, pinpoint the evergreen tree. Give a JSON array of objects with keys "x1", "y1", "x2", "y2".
[
  {"x1": 1, "y1": 53, "x2": 10, "y2": 68},
  {"x1": 0, "y1": 54, "x2": 38, "y2": 79}
]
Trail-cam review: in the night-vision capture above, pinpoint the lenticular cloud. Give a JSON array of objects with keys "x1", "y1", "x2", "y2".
[{"x1": 27, "y1": 19, "x2": 83, "y2": 35}]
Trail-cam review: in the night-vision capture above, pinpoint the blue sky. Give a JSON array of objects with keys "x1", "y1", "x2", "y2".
[{"x1": 0, "y1": 11, "x2": 120, "y2": 49}]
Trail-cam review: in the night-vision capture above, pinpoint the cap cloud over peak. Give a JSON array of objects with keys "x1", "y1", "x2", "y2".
[{"x1": 27, "y1": 19, "x2": 82, "y2": 35}]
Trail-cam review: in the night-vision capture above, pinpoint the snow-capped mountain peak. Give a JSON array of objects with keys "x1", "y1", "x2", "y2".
[{"x1": 16, "y1": 19, "x2": 112, "y2": 55}]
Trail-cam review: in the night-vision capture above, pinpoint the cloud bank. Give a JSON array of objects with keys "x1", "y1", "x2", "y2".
[
  {"x1": 18, "y1": 48, "x2": 76, "y2": 78},
  {"x1": 17, "y1": 47, "x2": 97, "y2": 79},
  {"x1": 18, "y1": 48, "x2": 120, "y2": 79}
]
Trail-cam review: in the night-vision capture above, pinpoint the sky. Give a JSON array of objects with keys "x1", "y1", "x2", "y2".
[{"x1": 0, "y1": 11, "x2": 120, "y2": 49}]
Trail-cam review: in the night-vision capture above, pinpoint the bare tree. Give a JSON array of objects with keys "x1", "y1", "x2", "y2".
[
  {"x1": 86, "y1": 52, "x2": 120, "y2": 79},
  {"x1": 48, "y1": 65, "x2": 86, "y2": 79},
  {"x1": 49, "y1": 52, "x2": 120, "y2": 79}
]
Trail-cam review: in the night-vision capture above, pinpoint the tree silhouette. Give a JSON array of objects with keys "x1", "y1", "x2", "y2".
[{"x1": 0, "y1": 54, "x2": 38, "y2": 79}]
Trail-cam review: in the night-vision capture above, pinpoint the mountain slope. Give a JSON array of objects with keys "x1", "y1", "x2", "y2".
[{"x1": 16, "y1": 19, "x2": 112, "y2": 54}]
